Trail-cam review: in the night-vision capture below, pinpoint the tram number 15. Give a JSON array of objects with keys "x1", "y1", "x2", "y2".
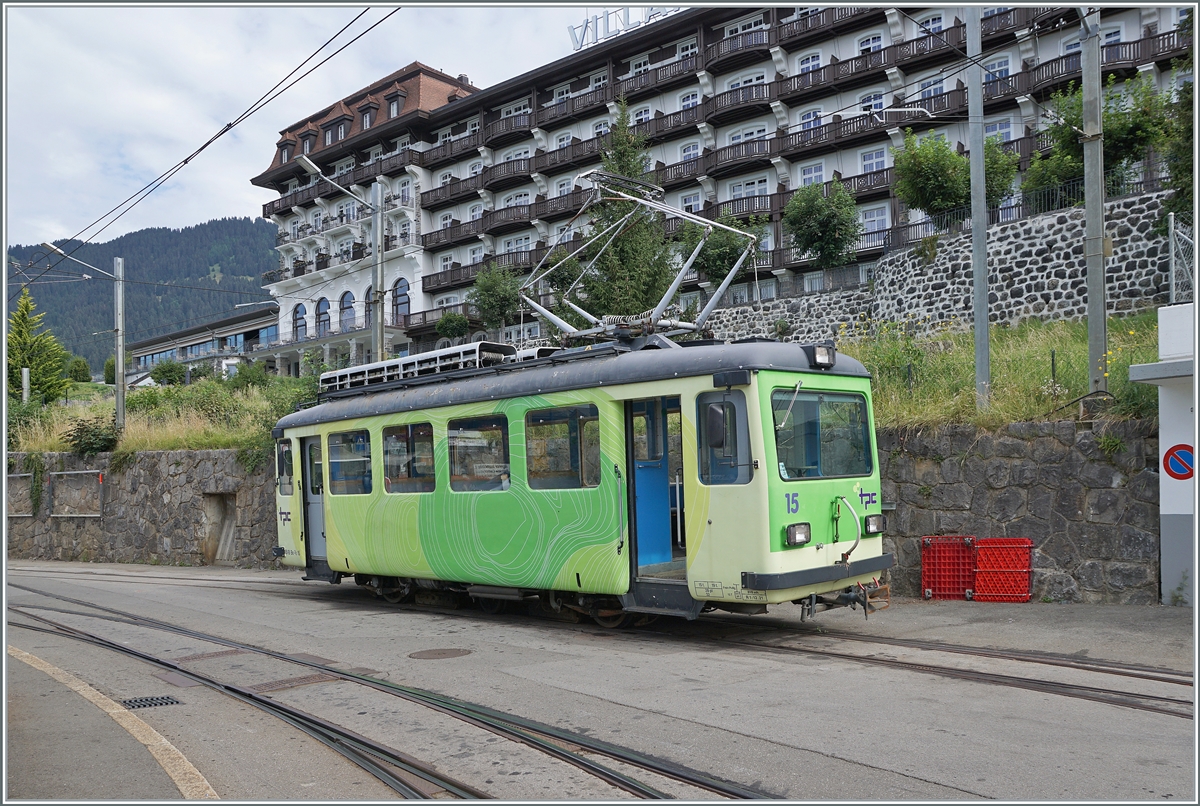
[{"x1": 784, "y1": 492, "x2": 800, "y2": 514}]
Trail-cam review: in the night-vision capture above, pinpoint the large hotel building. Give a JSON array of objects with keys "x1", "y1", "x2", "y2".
[{"x1": 248, "y1": 6, "x2": 1190, "y2": 376}]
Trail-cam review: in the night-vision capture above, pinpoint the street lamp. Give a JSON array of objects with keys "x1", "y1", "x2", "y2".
[
  {"x1": 294, "y1": 154, "x2": 386, "y2": 362},
  {"x1": 42, "y1": 243, "x2": 126, "y2": 430}
]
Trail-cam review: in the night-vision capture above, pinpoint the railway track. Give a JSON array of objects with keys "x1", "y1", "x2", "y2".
[{"x1": 7, "y1": 582, "x2": 764, "y2": 800}]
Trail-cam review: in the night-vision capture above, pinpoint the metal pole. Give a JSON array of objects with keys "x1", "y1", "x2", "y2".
[
  {"x1": 114, "y1": 256, "x2": 126, "y2": 431},
  {"x1": 1081, "y1": 9, "x2": 1107, "y2": 392},
  {"x1": 371, "y1": 181, "x2": 385, "y2": 362},
  {"x1": 22, "y1": 368, "x2": 30, "y2": 403},
  {"x1": 966, "y1": 6, "x2": 989, "y2": 408},
  {"x1": 1169, "y1": 212, "x2": 1176, "y2": 304}
]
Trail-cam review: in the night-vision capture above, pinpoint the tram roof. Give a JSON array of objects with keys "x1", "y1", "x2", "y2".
[{"x1": 274, "y1": 339, "x2": 869, "y2": 433}]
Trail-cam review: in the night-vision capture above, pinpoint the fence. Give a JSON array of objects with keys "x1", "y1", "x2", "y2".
[{"x1": 1169, "y1": 212, "x2": 1194, "y2": 304}]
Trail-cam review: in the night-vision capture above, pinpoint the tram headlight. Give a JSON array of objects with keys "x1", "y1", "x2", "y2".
[
  {"x1": 865, "y1": 514, "x2": 885, "y2": 535},
  {"x1": 786, "y1": 523, "x2": 811, "y2": 546},
  {"x1": 812, "y1": 342, "x2": 836, "y2": 368}
]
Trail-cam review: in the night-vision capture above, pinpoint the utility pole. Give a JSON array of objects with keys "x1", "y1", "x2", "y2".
[
  {"x1": 371, "y1": 180, "x2": 385, "y2": 362},
  {"x1": 1080, "y1": 7, "x2": 1107, "y2": 392},
  {"x1": 114, "y1": 256, "x2": 126, "y2": 430},
  {"x1": 966, "y1": 6, "x2": 989, "y2": 408}
]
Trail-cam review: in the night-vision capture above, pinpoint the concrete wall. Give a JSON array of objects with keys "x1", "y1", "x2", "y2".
[{"x1": 8, "y1": 424, "x2": 1162, "y2": 604}]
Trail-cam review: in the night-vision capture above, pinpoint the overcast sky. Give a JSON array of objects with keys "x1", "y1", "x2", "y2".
[{"x1": 3, "y1": 4, "x2": 628, "y2": 248}]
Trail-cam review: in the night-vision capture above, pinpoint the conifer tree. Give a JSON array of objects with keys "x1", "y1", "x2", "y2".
[{"x1": 7, "y1": 288, "x2": 70, "y2": 403}]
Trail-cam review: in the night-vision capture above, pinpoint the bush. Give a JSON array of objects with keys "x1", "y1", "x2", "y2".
[
  {"x1": 7, "y1": 399, "x2": 47, "y2": 451},
  {"x1": 189, "y1": 362, "x2": 214, "y2": 381},
  {"x1": 224, "y1": 359, "x2": 271, "y2": 391},
  {"x1": 436, "y1": 312, "x2": 470, "y2": 340},
  {"x1": 104, "y1": 356, "x2": 116, "y2": 385},
  {"x1": 150, "y1": 359, "x2": 186, "y2": 386},
  {"x1": 67, "y1": 356, "x2": 91, "y2": 382},
  {"x1": 64, "y1": 417, "x2": 120, "y2": 457}
]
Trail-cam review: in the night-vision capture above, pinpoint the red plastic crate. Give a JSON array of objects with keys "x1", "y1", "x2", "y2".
[
  {"x1": 973, "y1": 538, "x2": 1032, "y2": 602},
  {"x1": 921, "y1": 536, "x2": 976, "y2": 600},
  {"x1": 975, "y1": 537, "x2": 1033, "y2": 571}
]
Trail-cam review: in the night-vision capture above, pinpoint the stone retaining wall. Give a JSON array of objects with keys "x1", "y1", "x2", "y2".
[{"x1": 8, "y1": 422, "x2": 1162, "y2": 604}]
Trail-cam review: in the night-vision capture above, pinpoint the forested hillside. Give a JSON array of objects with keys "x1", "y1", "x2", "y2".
[{"x1": 7, "y1": 217, "x2": 276, "y2": 373}]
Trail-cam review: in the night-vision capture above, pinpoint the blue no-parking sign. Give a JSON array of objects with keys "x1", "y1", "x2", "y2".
[{"x1": 1164, "y1": 444, "x2": 1194, "y2": 481}]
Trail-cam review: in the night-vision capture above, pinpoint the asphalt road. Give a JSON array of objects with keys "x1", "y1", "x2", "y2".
[{"x1": 5, "y1": 560, "x2": 1195, "y2": 801}]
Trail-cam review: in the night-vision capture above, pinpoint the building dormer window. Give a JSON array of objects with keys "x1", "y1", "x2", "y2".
[
  {"x1": 280, "y1": 146, "x2": 290, "y2": 164},
  {"x1": 362, "y1": 111, "x2": 371, "y2": 130},
  {"x1": 337, "y1": 123, "x2": 345, "y2": 140},
  {"x1": 303, "y1": 139, "x2": 311, "y2": 154},
  {"x1": 389, "y1": 99, "x2": 399, "y2": 118},
  {"x1": 325, "y1": 129, "x2": 333, "y2": 146}
]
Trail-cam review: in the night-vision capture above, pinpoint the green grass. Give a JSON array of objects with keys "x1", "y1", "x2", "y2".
[{"x1": 839, "y1": 311, "x2": 1158, "y2": 429}]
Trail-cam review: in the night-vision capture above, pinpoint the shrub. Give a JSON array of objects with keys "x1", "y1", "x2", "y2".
[
  {"x1": 104, "y1": 356, "x2": 116, "y2": 385},
  {"x1": 67, "y1": 356, "x2": 91, "y2": 382},
  {"x1": 64, "y1": 417, "x2": 120, "y2": 457},
  {"x1": 224, "y1": 359, "x2": 270, "y2": 391},
  {"x1": 435, "y1": 312, "x2": 470, "y2": 340},
  {"x1": 150, "y1": 359, "x2": 186, "y2": 386}
]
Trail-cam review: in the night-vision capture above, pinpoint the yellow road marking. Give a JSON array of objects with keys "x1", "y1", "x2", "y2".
[{"x1": 7, "y1": 645, "x2": 219, "y2": 800}]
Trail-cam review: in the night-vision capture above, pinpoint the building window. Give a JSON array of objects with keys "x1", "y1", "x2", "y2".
[
  {"x1": 919, "y1": 14, "x2": 943, "y2": 34},
  {"x1": 985, "y1": 119, "x2": 1012, "y2": 142},
  {"x1": 799, "y1": 109, "x2": 823, "y2": 130},
  {"x1": 312, "y1": 211, "x2": 322, "y2": 230},
  {"x1": 392, "y1": 278, "x2": 410, "y2": 322},
  {"x1": 440, "y1": 254, "x2": 454, "y2": 271},
  {"x1": 292, "y1": 304, "x2": 307, "y2": 340},
  {"x1": 503, "y1": 235, "x2": 531, "y2": 253},
  {"x1": 730, "y1": 177, "x2": 768, "y2": 198},
  {"x1": 396, "y1": 179, "x2": 412, "y2": 205},
  {"x1": 861, "y1": 92, "x2": 884, "y2": 112},
  {"x1": 681, "y1": 191, "x2": 702, "y2": 213},
  {"x1": 339, "y1": 292, "x2": 356, "y2": 332},
  {"x1": 983, "y1": 7, "x2": 1011, "y2": 18},
  {"x1": 728, "y1": 72, "x2": 766, "y2": 90},
  {"x1": 758, "y1": 277, "x2": 777, "y2": 300},
  {"x1": 556, "y1": 178, "x2": 573, "y2": 196},
  {"x1": 503, "y1": 191, "x2": 530, "y2": 207},
  {"x1": 469, "y1": 161, "x2": 483, "y2": 177},
  {"x1": 303, "y1": 139, "x2": 311, "y2": 154},
  {"x1": 591, "y1": 72, "x2": 608, "y2": 89},
  {"x1": 554, "y1": 85, "x2": 571, "y2": 103},
  {"x1": 594, "y1": 120, "x2": 610, "y2": 137},
  {"x1": 729, "y1": 125, "x2": 768, "y2": 143},
  {"x1": 680, "y1": 91, "x2": 699, "y2": 110},
  {"x1": 290, "y1": 220, "x2": 300, "y2": 239},
  {"x1": 435, "y1": 294, "x2": 459, "y2": 308},
  {"x1": 448, "y1": 415, "x2": 510, "y2": 492},
  {"x1": 316, "y1": 298, "x2": 330, "y2": 336},
  {"x1": 862, "y1": 148, "x2": 885, "y2": 173},
  {"x1": 726, "y1": 15, "x2": 764, "y2": 37},
  {"x1": 631, "y1": 55, "x2": 650, "y2": 75},
  {"x1": 325, "y1": 129, "x2": 332, "y2": 146},
  {"x1": 919, "y1": 78, "x2": 944, "y2": 98},
  {"x1": 798, "y1": 53, "x2": 821, "y2": 74},
  {"x1": 681, "y1": 141, "x2": 700, "y2": 162},
  {"x1": 389, "y1": 99, "x2": 399, "y2": 118},
  {"x1": 362, "y1": 111, "x2": 371, "y2": 130},
  {"x1": 859, "y1": 34, "x2": 882, "y2": 54},
  {"x1": 503, "y1": 146, "x2": 530, "y2": 162},
  {"x1": 280, "y1": 146, "x2": 289, "y2": 164},
  {"x1": 468, "y1": 245, "x2": 484, "y2": 263},
  {"x1": 985, "y1": 57, "x2": 1010, "y2": 80},
  {"x1": 438, "y1": 129, "x2": 452, "y2": 143},
  {"x1": 467, "y1": 118, "x2": 480, "y2": 134},
  {"x1": 556, "y1": 132, "x2": 572, "y2": 149},
  {"x1": 337, "y1": 123, "x2": 345, "y2": 140},
  {"x1": 677, "y1": 39, "x2": 698, "y2": 58},
  {"x1": 803, "y1": 271, "x2": 824, "y2": 293},
  {"x1": 633, "y1": 106, "x2": 652, "y2": 124},
  {"x1": 440, "y1": 171, "x2": 454, "y2": 186},
  {"x1": 502, "y1": 99, "x2": 531, "y2": 117},
  {"x1": 800, "y1": 163, "x2": 824, "y2": 186},
  {"x1": 730, "y1": 283, "x2": 750, "y2": 305},
  {"x1": 469, "y1": 204, "x2": 483, "y2": 221},
  {"x1": 440, "y1": 212, "x2": 454, "y2": 230},
  {"x1": 860, "y1": 206, "x2": 888, "y2": 247}
]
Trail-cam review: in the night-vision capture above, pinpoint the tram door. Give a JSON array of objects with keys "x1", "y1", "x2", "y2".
[
  {"x1": 628, "y1": 397, "x2": 677, "y2": 572},
  {"x1": 300, "y1": 436, "x2": 327, "y2": 562}
]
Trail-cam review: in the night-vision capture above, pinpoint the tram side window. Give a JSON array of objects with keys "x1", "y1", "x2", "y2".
[
  {"x1": 327, "y1": 430, "x2": 373, "y2": 495},
  {"x1": 630, "y1": 401, "x2": 662, "y2": 461},
  {"x1": 526, "y1": 405, "x2": 601, "y2": 489},
  {"x1": 772, "y1": 390, "x2": 872, "y2": 479},
  {"x1": 277, "y1": 440, "x2": 294, "y2": 496},
  {"x1": 449, "y1": 416, "x2": 510, "y2": 491},
  {"x1": 696, "y1": 390, "x2": 752, "y2": 485},
  {"x1": 382, "y1": 423, "x2": 435, "y2": 493}
]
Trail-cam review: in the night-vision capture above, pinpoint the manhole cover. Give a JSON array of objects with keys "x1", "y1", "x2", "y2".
[
  {"x1": 122, "y1": 696, "x2": 181, "y2": 710},
  {"x1": 408, "y1": 649, "x2": 472, "y2": 660}
]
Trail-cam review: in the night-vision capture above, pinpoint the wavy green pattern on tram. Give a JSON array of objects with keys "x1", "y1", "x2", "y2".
[{"x1": 323, "y1": 390, "x2": 629, "y2": 595}]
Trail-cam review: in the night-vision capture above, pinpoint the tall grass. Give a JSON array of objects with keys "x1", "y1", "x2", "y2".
[{"x1": 839, "y1": 311, "x2": 1158, "y2": 429}]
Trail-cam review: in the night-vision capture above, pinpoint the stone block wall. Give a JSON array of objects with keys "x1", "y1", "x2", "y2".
[
  {"x1": 878, "y1": 420, "x2": 1161, "y2": 605},
  {"x1": 6, "y1": 451, "x2": 278, "y2": 569}
]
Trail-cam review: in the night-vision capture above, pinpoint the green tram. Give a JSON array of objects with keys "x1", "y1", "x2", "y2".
[{"x1": 272, "y1": 338, "x2": 892, "y2": 622}]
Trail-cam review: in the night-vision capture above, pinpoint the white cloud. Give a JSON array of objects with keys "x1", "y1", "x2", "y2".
[{"x1": 4, "y1": 4, "x2": 591, "y2": 246}]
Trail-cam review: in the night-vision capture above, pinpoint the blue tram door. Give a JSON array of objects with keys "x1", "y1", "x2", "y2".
[{"x1": 628, "y1": 397, "x2": 675, "y2": 572}]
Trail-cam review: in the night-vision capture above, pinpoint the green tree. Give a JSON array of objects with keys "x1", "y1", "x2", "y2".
[
  {"x1": 149, "y1": 359, "x2": 186, "y2": 386},
  {"x1": 435, "y1": 311, "x2": 470, "y2": 341},
  {"x1": 1161, "y1": 13, "x2": 1193, "y2": 222},
  {"x1": 6, "y1": 288, "x2": 70, "y2": 404},
  {"x1": 893, "y1": 129, "x2": 1019, "y2": 221},
  {"x1": 104, "y1": 356, "x2": 116, "y2": 385},
  {"x1": 66, "y1": 356, "x2": 91, "y2": 382},
  {"x1": 679, "y1": 213, "x2": 767, "y2": 286},
  {"x1": 574, "y1": 98, "x2": 675, "y2": 317},
  {"x1": 224, "y1": 359, "x2": 270, "y2": 391},
  {"x1": 189, "y1": 361, "x2": 215, "y2": 381},
  {"x1": 780, "y1": 181, "x2": 863, "y2": 269},
  {"x1": 467, "y1": 263, "x2": 522, "y2": 330}
]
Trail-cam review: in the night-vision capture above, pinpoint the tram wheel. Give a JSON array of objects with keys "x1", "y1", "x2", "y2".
[
  {"x1": 593, "y1": 612, "x2": 630, "y2": 629},
  {"x1": 382, "y1": 584, "x2": 411, "y2": 604},
  {"x1": 476, "y1": 597, "x2": 508, "y2": 615}
]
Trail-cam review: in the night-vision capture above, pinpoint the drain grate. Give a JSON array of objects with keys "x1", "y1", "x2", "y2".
[{"x1": 122, "y1": 695, "x2": 182, "y2": 710}]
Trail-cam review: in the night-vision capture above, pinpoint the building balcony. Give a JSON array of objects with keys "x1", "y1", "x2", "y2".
[
  {"x1": 483, "y1": 204, "x2": 534, "y2": 235},
  {"x1": 421, "y1": 173, "x2": 486, "y2": 210},
  {"x1": 615, "y1": 54, "x2": 701, "y2": 102},
  {"x1": 484, "y1": 112, "x2": 534, "y2": 148},
  {"x1": 375, "y1": 148, "x2": 421, "y2": 177},
  {"x1": 420, "y1": 219, "x2": 484, "y2": 250},
  {"x1": 532, "y1": 135, "x2": 607, "y2": 174},
  {"x1": 262, "y1": 182, "x2": 322, "y2": 217},
  {"x1": 981, "y1": 7, "x2": 1034, "y2": 40},
  {"x1": 384, "y1": 233, "x2": 418, "y2": 252},
  {"x1": 982, "y1": 71, "x2": 1029, "y2": 108},
  {"x1": 707, "y1": 192, "x2": 777, "y2": 220},
  {"x1": 777, "y1": 7, "x2": 884, "y2": 51},
  {"x1": 532, "y1": 189, "x2": 589, "y2": 221},
  {"x1": 704, "y1": 82, "x2": 778, "y2": 126},
  {"x1": 421, "y1": 131, "x2": 484, "y2": 170},
  {"x1": 537, "y1": 84, "x2": 613, "y2": 126},
  {"x1": 706, "y1": 138, "x2": 774, "y2": 178},
  {"x1": 484, "y1": 158, "x2": 533, "y2": 192},
  {"x1": 631, "y1": 106, "x2": 702, "y2": 143},
  {"x1": 399, "y1": 303, "x2": 483, "y2": 334},
  {"x1": 654, "y1": 157, "x2": 705, "y2": 190},
  {"x1": 1028, "y1": 36, "x2": 1153, "y2": 97},
  {"x1": 890, "y1": 23, "x2": 966, "y2": 72},
  {"x1": 705, "y1": 28, "x2": 774, "y2": 74}
]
